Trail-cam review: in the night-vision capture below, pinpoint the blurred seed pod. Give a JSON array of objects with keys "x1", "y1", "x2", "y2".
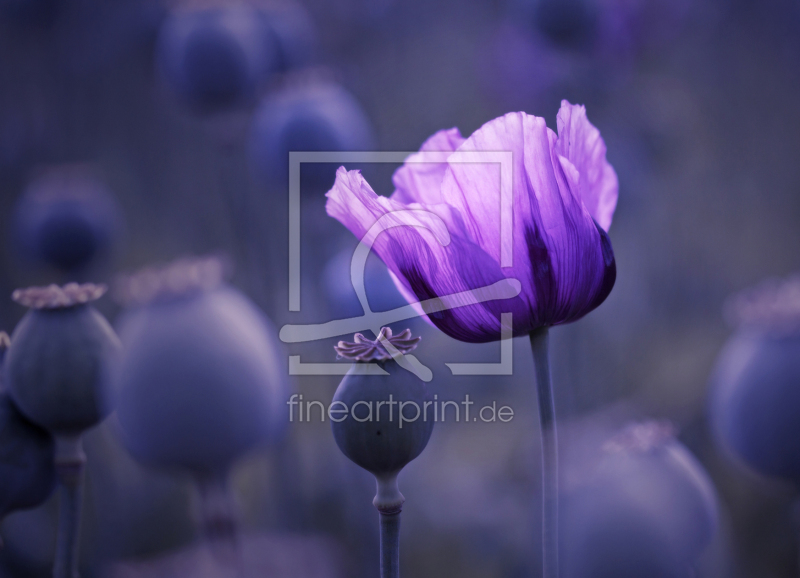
[
  {"x1": 113, "y1": 256, "x2": 288, "y2": 476},
  {"x1": 56, "y1": 0, "x2": 166, "y2": 74},
  {"x1": 249, "y1": 0, "x2": 316, "y2": 73},
  {"x1": 561, "y1": 421, "x2": 718, "y2": 578},
  {"x1": 4, "y1": 284, "x2": 120, "y2": 437},
  {"x1": 480, "y1": 20, "x2": 574, "y2": 107},
  {"x1": 525, "y1": 0, "x2": 599, "y2": 50},
  {"x1": 595, "y1": 0, "x2": 694, "y2": 57},
  {"x1": 0, "y1": 396, "x2": 57, "y2": 521},
  {"x1": 12, "y1": 165, "x2": 123, "y2": 274},
  {"x1": 0, "y1": 333, "x2": 57, "y2": 521},
  {"x1": 248, "y1": 74, "x2": 375, "y2": 188},
  {"x1": 331, "y1": 329, "x2": 433, "y2": 478},
  {"x1": 156, "y1": 2, "x2": 294, "y2": 112},
  {"x1": 709, "y1": 274, "x2": 800, "y2": 481},
  {"x1": 322, "y1": 246, "x2": 406, "y2": 319},
  {"x1": 515, "y1": 0, "x2": 691, "y2": 57}
]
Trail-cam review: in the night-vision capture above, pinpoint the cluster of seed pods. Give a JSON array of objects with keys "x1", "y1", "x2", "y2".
[
  {"x1": 0, "y1": 160, "x2": 726, "y2": 578},
  {"x1": 3, "y1": 170, "x2": 291, "y2": 576},
  {"x1": 0, "y1": 0, "x2": 377, "y2": 573},
  {"x1": 155, "y1": 0, "x2": 374, "y2": 185},
  {"x1": 1, "y1": 152, "x2": 294, "y2": 575}
]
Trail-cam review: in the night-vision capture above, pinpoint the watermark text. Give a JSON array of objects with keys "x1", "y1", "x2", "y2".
[{"x1": 287, "y1": 394, "x2": 514, "y2": 426}]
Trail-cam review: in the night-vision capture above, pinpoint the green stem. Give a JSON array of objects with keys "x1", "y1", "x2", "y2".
[
  {"x1": 53, "y1": 436, "x2": 86, "y2": 578},
  {"x1": 530, "y1": 327, "x2": 559, "y2": 578}
]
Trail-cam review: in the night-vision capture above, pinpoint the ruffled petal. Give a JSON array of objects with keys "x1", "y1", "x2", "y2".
[
  {"x1": 391, "y1": 127, "x2": 465, "y2": 206},
  {"x1": 388, "y1": 268, "x2": 433, "y2": 326},
  {"x1": 439, "y1": 111, "x2": 614, "y2": 328},
  {"x1": 438, "y1": 112, "x2": 553, "y2": 321},
  {"x1": 326, "y1": 101, "x2": 618, "y2": 343},
  {"x1": 545, "y1": 143, "x2": 617, "y2": 324},
  {"x1": 326, "y1": 167, "x2": 528, "y2": 342},
  {"x1": 555, "y1": 100, "x2": 619, "y2": 232}
]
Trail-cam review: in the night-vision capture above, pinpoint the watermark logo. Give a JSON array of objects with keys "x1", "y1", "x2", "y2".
[
  {"x1": 279, "y1": 151, "x2": 519, "y2": 381},
  {"x1": 288, "y1": 394, "x2": 514, "y2": 425}
]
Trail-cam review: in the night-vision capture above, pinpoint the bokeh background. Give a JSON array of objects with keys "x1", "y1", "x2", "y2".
[{"x1": 1, "y1": 0, "x2": 799, "y2": 576}]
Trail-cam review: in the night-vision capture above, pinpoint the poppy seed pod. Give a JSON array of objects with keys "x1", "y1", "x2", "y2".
[
  {"x1": 0, "y1": 394, "x2": 57, "y2": 520},
  {"x1": 710, "y1": 275, "x2": 800, "y2": 481},
  {"x1": 561, "y1": 421, "x2": 718, "y2": 578},
  {"x1": 528, "y1": 0, "x2": 598, "y2": 49},
  {"x1": 331, "y1": 329, "x2": 433, "y2": 505},
  {"x1": 322, "y1": 247, "x2": 406, "y2": 319},
  {"x1": 113, "y1": 256, "x2": 287, "y2": 476},
  {"x1": 4, "y1": 284, "x2": 120, "y2": 436},
  {"x1": 0, "y1": 332, "x2": 57, "y2": 519},
  {"x1": 255, "y1": 0, "x2": 315, "y2": 73},
  {"x1": 13, "y1": 165, "x2": 123, "y2": 273},
  {"x1": 156, "y1": 3, "x2": 279, "y2": 111},
  {"x1": 331, "y1": 328, "x2": 432, "y2": 578},
  {"x1": 248, "y1": 76, "x2": 375, "y2": 186}
]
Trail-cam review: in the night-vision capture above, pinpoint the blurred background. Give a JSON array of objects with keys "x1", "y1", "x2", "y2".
[{"x1": 0, "y1": 0, "x2": 799, "y2": 576}]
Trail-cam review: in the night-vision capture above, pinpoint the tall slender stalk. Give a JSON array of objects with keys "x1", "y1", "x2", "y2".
[
  {"x1": 374, "y1": 473, "x2": 404, "y2": 578},
  {"x1": 530, "y1": 327, "x2": 559, "y2": 578},
  {"x1": 195, "y1": 471, "x2": 245, "y2": 578},
  {"x1": 53, "y1": 436, "x2": 86, "y2": 578},
  {"x1": 379, "y1": 511, "x2": 401, "y2": 578}
]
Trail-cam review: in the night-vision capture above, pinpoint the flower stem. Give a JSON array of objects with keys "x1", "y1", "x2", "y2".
[
  {"x1": 373, "y1": 474, "x2": 404, "y2": 578},
  {"x1": 53, "y1": 436, "x2": 86, "y2": 578},
  {"x1": 530, "y1": 327, "x2": 559, "y2": 578},
  {"x1": 379, "y1": 511, "x2": 401, "y2": 578},
  {"x1": 195, "y1": 471, "x2": 245, "y2": 577}
]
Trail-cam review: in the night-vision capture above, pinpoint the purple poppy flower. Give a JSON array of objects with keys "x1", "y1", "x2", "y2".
[{"x1": 326, "y1": 101, "x2": 618, "y2": 343}]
